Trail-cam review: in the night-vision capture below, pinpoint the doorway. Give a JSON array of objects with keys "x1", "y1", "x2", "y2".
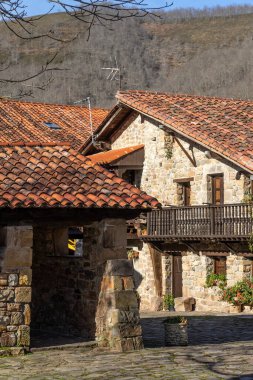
[{"x1": 173, "y1": 254, "x2": 183, "y2": 298}]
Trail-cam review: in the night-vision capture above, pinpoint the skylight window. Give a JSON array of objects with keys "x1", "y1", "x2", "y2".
[{"x1": 44, "y1": 122, "x2": 61, "y2": 130}]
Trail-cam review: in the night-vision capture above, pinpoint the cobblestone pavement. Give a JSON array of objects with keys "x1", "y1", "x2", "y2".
[{"x1": 0, "y1": 313, "x2": 253, "y2": 380}]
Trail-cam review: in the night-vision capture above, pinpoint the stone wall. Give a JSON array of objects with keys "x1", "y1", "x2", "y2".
[
  {"x1": 31, "y1": 219, "x2": 128, "y2": 340},
  {"x1": 0, "y1": 270, "x2": 31, "y2": 354},
  {"x1": 0, "y1": 226, "x2": 33, "y2": 354},
  {"x1": 110, "y1": 113, "x2": 251, "y2": 312},
  {"x1": 132, "y1": 244, "x2": 163, "y2": 311},
  {"x1": 182, "y1": 252, "x2": 253, "y2": 312},
  {"x1": 110, "y1": 114, "x2": 247, "y2": 206}
]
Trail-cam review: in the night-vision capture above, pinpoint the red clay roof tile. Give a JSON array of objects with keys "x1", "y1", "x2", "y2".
[
  {"x1": 116, "y1": 90, "x2": 253, "y2": 173},
  {"x1": 0, "y1": 145, "x2": 159, "y2": 209},
  {"x1": 0, "y1": 98, "x2": 108, "y2": 149},
  {"x1": 87, "y1": 145, "x2": 144, "y2": 164}
]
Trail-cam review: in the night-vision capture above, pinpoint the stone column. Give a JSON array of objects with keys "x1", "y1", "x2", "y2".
[
  {"x1": 0, "y1": 226, "x2": 33, "y2": 355},
  {"x1": 96, "y1": 259, "x2": 143, "y2": 352},
  {"x1": 161, "y1": 254, "x2": 172, "y2": 296}
]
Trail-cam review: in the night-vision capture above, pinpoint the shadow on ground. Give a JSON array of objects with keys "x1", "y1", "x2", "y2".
[{"x1": 141, "y1": 315, "x2": 253, "y2": 347}]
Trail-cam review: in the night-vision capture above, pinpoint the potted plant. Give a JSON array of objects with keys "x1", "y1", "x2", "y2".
[
  {"x1": 163, "y1": 316, "x2": 188, "y2": 346},
  {"x1": 163, "y1": 293, "x2": 175, "y2": 311},
  {"x1": 221, "y1": 277, "x2": 253, "y2": 313}
]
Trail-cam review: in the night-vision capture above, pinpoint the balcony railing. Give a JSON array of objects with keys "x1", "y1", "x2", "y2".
[{"x1": 146, "y1": 204, "x2": 253, "y2": 240}]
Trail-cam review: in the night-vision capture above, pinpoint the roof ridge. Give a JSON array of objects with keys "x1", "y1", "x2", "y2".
[
  {"x1": 0, "y1": 142, "x2": 71, "y2": 147},
  {"x1": 117, "y1": 90, "x2": 253, "y2": 104},
  {"x1": 0, "y1": 97, "x2": 108, "y2": 111}
]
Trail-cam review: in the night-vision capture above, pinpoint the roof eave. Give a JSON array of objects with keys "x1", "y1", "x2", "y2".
[{"x1": 118, "y1": 100, "x2": 253, "y2": 176}]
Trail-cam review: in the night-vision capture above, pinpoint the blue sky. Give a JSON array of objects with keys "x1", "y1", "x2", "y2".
[{"x1": 23, "y1": 0, "x2": 253, "y2": 16}]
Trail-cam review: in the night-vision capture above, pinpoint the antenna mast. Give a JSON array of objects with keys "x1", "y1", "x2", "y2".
[
  {"x1": 74, "y1": 97, "x2": 95, "y2": 143},
  {"x1": 102, "y1": 56, "x2": 122, "y2": 89}
]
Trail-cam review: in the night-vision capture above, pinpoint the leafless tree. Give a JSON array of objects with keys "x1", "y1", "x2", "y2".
[{"x1": 0, "y1": 0, "x2": 170, "y2": 94}]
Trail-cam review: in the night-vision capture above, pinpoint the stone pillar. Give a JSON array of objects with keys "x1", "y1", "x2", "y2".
[
  {"x1": 96, "y1": 259, "x2": 143, "y2": 352},
  {"x1": 0, "y1": 226, "x2": 33, "y2": 355},
  {"x1": 162, "y1": 254, "x2": 172, "y2": 296}
]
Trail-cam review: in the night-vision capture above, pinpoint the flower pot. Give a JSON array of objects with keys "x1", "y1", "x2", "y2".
[{"x1": 164, "y1": 320, "x2": 188, "y2": 346}]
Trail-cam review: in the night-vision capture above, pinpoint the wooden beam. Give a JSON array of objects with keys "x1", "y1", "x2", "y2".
[
  {"x1": 173, "y1": 177, "x2": 194, "y2": 183},
  {"x1": 174, "y1": 136, "x2": 197, "y2": 167}
]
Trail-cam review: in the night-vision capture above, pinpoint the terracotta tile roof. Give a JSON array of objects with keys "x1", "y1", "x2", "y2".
[
  {"x1": 0, "y1": 145, "x2": 159, "y2": 209},
  {"x1": 87, "y1": 145, "x2": 144, "y2": 164},
  {"x1": 116, "y1": 90, "x2": 253, "y2": 173},
  {"x1": 0, "y1": 98, "x2": 108, "y2": 149}
]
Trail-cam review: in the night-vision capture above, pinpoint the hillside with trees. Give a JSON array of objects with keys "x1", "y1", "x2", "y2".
[{"x1": 1, "y1": 5, "x2": 253, "y2": 107}]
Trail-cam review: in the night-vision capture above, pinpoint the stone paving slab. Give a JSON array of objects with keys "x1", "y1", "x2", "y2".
[
  {"x1": 0, "y1": 342, "x2": 253, "y2": 379},
  {"x1": 1, "y1": 312, "x2": 253, "y2": 379}
]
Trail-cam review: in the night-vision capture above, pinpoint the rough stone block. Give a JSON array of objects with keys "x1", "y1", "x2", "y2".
[
  {"x1": 15, "y1": 287, "x2": 31, "y2": 303},
  {"x1": 122, "y1": 277, "x2": 134, "y2": 290},
  {"x1": 105, "y1": 260, "x2": 133, "y2": 277},
  {"x1": 114, "y1": 290, "x2": 139, "y2": 310},
  {"x1": 0, "y1": 288, "x2": 14, "y2": 302},
  {"x1": 0, "y1": 274, "x2": 8, "y2": 286},
  {"x1": 175, "y1": 297, "x2": 195, "y2": 312},
  {"x1": 8, "y1": 274, "x2": 18, "y2": 287},
  {"x1": 0, "y1": 313, "x2": 10, "y2": 326},
  {"x1": 17, "y1": 325, "x2": 30, "y2": 347},
  {"x1": 11, "y1": 312, "x2": 23, "y2": 325},
  {"x1": 7, "y1": 303, "x2": 22, "y2": 312},
  {"x1": 19, "y1": 269, "x2": 32, "y2": 286},
  {"x1": 0, "y1": 332, "x2": 16, "y2": 347},
  {"x1": 117, "y1": 323, "x2": 142, "y2": 338},
  {"x1": 24, "y1": 305, "x2": 31, "y2": 325}
]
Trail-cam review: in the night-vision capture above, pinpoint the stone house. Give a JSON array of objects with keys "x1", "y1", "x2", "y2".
[
  {"x1": 83, "y1": 90, "x2": 253, "y2": 313},
  {"x1": 0, "y1": 98, "x2": 159, "y2": 354}
]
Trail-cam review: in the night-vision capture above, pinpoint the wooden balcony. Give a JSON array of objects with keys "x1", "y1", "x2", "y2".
[{"x1": 145, "y1": 204, "x2": 253, "y2": 242}]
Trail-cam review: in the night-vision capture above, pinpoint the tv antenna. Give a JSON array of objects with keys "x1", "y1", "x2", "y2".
[
  {"x1": 102, "y1": 56, "x2": 122, "y2": 89},
  {"x1": 74, "y1": 97, "x2": 95, "y2": 143}
]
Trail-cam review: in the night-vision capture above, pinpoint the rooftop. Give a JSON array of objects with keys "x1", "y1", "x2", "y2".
[
  {"x1": 0, "y1": 145, "x2": 159, "y2": 209},
  {"x1": 87, "y1": 145, "x2": 144, "y2": 164},
  {"x1": 0, "y1": 98, "x2": 108, "y2": 149},
  {"x1": 116, "y1": 90, "x2": 253, "y2": 173}
]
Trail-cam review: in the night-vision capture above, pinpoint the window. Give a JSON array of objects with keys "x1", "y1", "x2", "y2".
[
  {"x1": 211, "y1": 174, "x2": 224, "y2": 205},
  {"x1": 52, "y1": 227, "x2": 84, "y2": 256},
  {"x1": 214, "y1": 257, "x2": 226, "y2": 275},
  {"x1": 44, "y1": 122, "x2": 61, "y2": 130},
  {"x1": 122, "y1": 170, "x2": 141, "y2": 187},
  {"x1": 68, "y1": 227, "x2": 84, "y2": 256}
]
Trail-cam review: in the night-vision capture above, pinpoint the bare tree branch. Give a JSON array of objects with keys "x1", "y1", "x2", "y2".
[{"x1": 0, "y1": 0, "x2": 170, "y2": 95}]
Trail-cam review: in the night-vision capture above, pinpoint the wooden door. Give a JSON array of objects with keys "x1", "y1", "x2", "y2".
[
  {"x1": 214, "y1": 257, "x2": 226, "y2": 275},
  {"x1": 212, "y1": 175, "x2": 224, "y2": 205},
  {"x1": 173, "y1": 255, "x2": 183, "y2": 298},
  {"x1": 183, "y1": 182, "x2": 191, "y2": 206}
]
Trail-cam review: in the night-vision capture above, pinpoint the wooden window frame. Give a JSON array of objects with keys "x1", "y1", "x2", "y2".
[{"x1": 211, "y1": 174, "x2": 224, "y2": 205}]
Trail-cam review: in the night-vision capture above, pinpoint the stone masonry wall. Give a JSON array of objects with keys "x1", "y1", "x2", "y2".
[
  {"x1": 182, "y1": 252, "x2": 253, "y2": 312},
  {"x1": 0, "y1": 226, "x2": 32, "y2": 354},
  {"x1": 32, "y1": 219, "x2": 128, "y2": 340},
  {"x1": 132, "y1": 244, "x2": 162, "y2": 311},
  {"x1": 110, "y1": 114, "x2": 246, "y2": 206},
  {"x1": 110, "y1": 114, "x2": 250, "y2": 312}
]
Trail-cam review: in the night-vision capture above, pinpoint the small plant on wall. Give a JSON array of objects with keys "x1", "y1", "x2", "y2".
[
  {"x1": 206, "y1": 273, "x2": 227, "y2": 289},
  {"x1": 163, "y1": 293, "x2": 175, "y2": 311},
  {"x1": 127, "y1": 249, "x2": 139, "y2": 260},
  {"x1": 164, "y1": 133, "x2": 173, "y2": 159}
]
